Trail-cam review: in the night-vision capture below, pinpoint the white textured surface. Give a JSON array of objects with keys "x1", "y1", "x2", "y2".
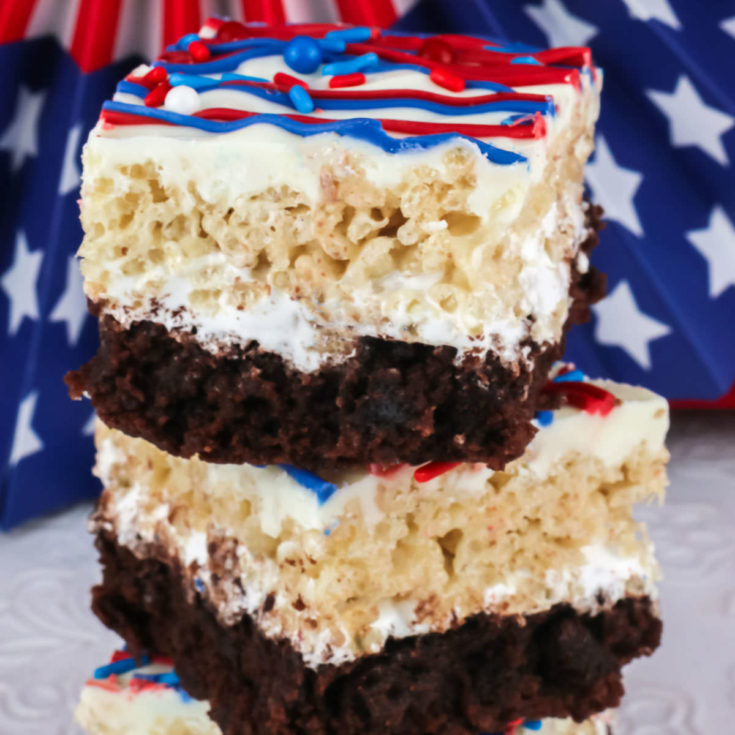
[{"x1": 0, "y1": 411, "x2": 733, "y2": 734}]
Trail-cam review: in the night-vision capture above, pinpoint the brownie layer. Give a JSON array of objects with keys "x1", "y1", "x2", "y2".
[
  {"x1": 92, "y1": 531, "x2": 659, "y2": 735},
  {"x1": 68, "y1": 209, "x2": 604, "y2": 470}
]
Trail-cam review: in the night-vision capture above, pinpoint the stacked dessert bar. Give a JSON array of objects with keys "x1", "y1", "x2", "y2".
[{"x1": 69, "y1": 19, "x2": 669, "y2": 735}]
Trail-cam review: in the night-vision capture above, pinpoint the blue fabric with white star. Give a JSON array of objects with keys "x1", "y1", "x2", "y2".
[
  {"x1": 1, "y1": 1, "x2": 733, "y2": 527},
  {"x1": 0, "y1": 37, "x2": 143, "y2": 528}
]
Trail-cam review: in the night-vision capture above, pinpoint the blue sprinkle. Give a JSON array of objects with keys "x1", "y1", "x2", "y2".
[
  {"x1": 176, "y1": 33, "x2": 200, "y2": 50},
  {"x1": 553, "y1": 369, "x2": 585, "y2": 383},
  {"x1": 524, "y1": 721, "x2": 543, "y2": 731},
  {"x1": 511, "y1": 56, "x2": 542, "y2": 66},
  {"x1": 322, "y1": 52, "x2": 379, "y2": 76},
  {"x1": 279, "y1": 465, "x2": 337, "y2": 504},
  {"x1": 319, "y1": 37, "x2": 347, "y2": 53},
  {"x1": 194, "y1": 578, "x2": 205, "y2": 594},
  {"x1": 284, "y1": 35, "x2": 323, "y2": 74},
  {"x1": 93, "y1": 655, "x2": 149, "y2": 679},
  {"x1": 168, "y1": 73, "x2": 218, "y2": 90},
  {"x1": 323, "y1": 519, "x2": 340, "y2": 536},
  {"x1": 325, "y1": 26, "x2": 372, "y2": 44},
  {"x1": 535, "y1": 410, "x2": 554, "y2": 427},
  {"x1": 288, "y1": 85, "x2": 314, "y2": 114},
  {"x1": 133, "y1": 671, "x2": 180, "y2": 686}
]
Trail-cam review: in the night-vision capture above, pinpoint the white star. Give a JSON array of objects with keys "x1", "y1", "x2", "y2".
[
  {"x1": 687, "y1": 207, "x2": 735, "y2": 299},
  {"x1": 586, "y1": 136, "x2": 644, "y2": 236},
  {"x1": 623, "y1": 0, "x2": 680, "y2": 28},
  {"x1": 10, "y1": 392, "x2": 43, "y2": 465},
  {"x1": 525, "y1": 0, "x2": 598, "y2": 48},
  {"x1": 721, "y1": 16, "x2": 735, "y2": 39},
  {"x1": 0, "y1": 86, "x2": 45, "y2": 172},
  {"x1": 1, "y1": 231, "x2": 43, "y2": 335},
  {"x1": 593, "y1": 281, "x2": 671, "y2": 370},
  {"x1": 648, "y1": 75, "x2": 733, "y2": 166},
  {"x1": 50, "y1": 254, "x2": 88, "y2": 345},
  {"x1": 58, "y1": 123, "x2": 82, "y2": 195}
]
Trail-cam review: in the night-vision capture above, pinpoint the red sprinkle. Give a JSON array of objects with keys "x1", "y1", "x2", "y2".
[
  {"x1": 413, "y1": 462, "x2": 461, "y2": 483},
  {"x1": 418, "y1": 37, "x2": 455, "y2": 64},
  {"x1": 144, "y1": 66, "x2": 167, "y2": 85},
  {"x1": 329, "y1": 72, "x2": 367, "y2": 88},
  {"x1": 505, "y1": 719, "x2": 523, "y2": 735},
  {"x1": 110, "y1": 650, "x2": 131, "y2": 663},
  {"x1": 152, "y1": 655, "x2": 175, "y2": 666},
  {"x1": 144, "y1": 82, "x2": 172, "y2": 107},
  {"x1": 273, "y1": 72, "x2": 308, "y2": 91},
  {"x1": 429, "y1": 67, "x2": 465, "y2": 92},
  {"x1": 188, "y1": 40, "x2": 211, "y2": 62},
  {"x1": 543, "y1": 381, "x2": 616, "y2": 417},
  {"x1": 368, "y1": 463, "x2": 406, "y2": 477}
]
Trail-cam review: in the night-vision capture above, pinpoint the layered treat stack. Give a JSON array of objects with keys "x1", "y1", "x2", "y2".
[{"x1": 68, "y1": 19, "x2": 669, "y2": 735}]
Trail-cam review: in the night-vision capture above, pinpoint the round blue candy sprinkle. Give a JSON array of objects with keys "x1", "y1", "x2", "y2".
[
  {"x1": 288, "y1": 84, "x2": 314, "y2": 114},
  {"x1": 284, "y1": 36, "x2": 323, "y2": 74},
  {"x1": 535, "y1": 410, "x2": 554, "y2": 427},
  {"x1": 523, "y1": 721, "x2": 543, "y2": 731}
]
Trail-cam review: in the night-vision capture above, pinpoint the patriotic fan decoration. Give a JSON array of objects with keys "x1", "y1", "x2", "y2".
[{"x1": 1, "y1": 0, "x2": 733, "y2": 528}]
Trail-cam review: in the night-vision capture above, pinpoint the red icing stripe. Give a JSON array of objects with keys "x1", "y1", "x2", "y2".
[
  {"x1": 102, "y1": 106, "x2": 545, "y2": 140},
  {"x1": 220, "y1": 78, "x2": 550, "y2": 108},
  {"x1": 414, "y1": 462, "x2": 461, "y2": 483}
]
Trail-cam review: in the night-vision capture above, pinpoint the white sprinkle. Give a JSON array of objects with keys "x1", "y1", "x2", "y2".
[{"x1": 165, "y1": 85, "x2": 200, "y2": 115}]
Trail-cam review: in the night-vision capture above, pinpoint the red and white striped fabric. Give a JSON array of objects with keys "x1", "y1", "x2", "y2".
[{"x1": 0, "y1": 0, "x2": 420, "y2": 72}]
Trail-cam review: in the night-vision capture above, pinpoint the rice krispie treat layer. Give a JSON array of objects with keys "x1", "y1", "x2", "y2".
[
  {"x1": 68, "y1": 205, "x2": 604, "y2": 470},
  {"x1": 92, "y1": 533, "x2": 657, "y2": 735},
  {"x1": 91, "y1": 376, "x2": 668, "y2": 667},
  {"x1": 79, "y1": 21, "x2": 602, "y2": 373}
]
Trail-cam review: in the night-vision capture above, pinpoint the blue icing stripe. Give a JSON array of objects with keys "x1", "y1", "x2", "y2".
[
  {"x1": 278, "y1": 464, "x2": 337, "y2": 504},
  {"x1": 102, "y1": 102, "x2": 528, "y2": 165},
  {"x1": 553, "y1": 369, "x2": 585, "y2": 383},
  {"x1": 116, "y1": 80, "x2": 150, "y2": 97},
  {"x1": 156, "y1": 43, "x2": 285, "y2": 73},
  {"x1": 93, "y1": 655, "x2": 150, "y2": 679}
]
